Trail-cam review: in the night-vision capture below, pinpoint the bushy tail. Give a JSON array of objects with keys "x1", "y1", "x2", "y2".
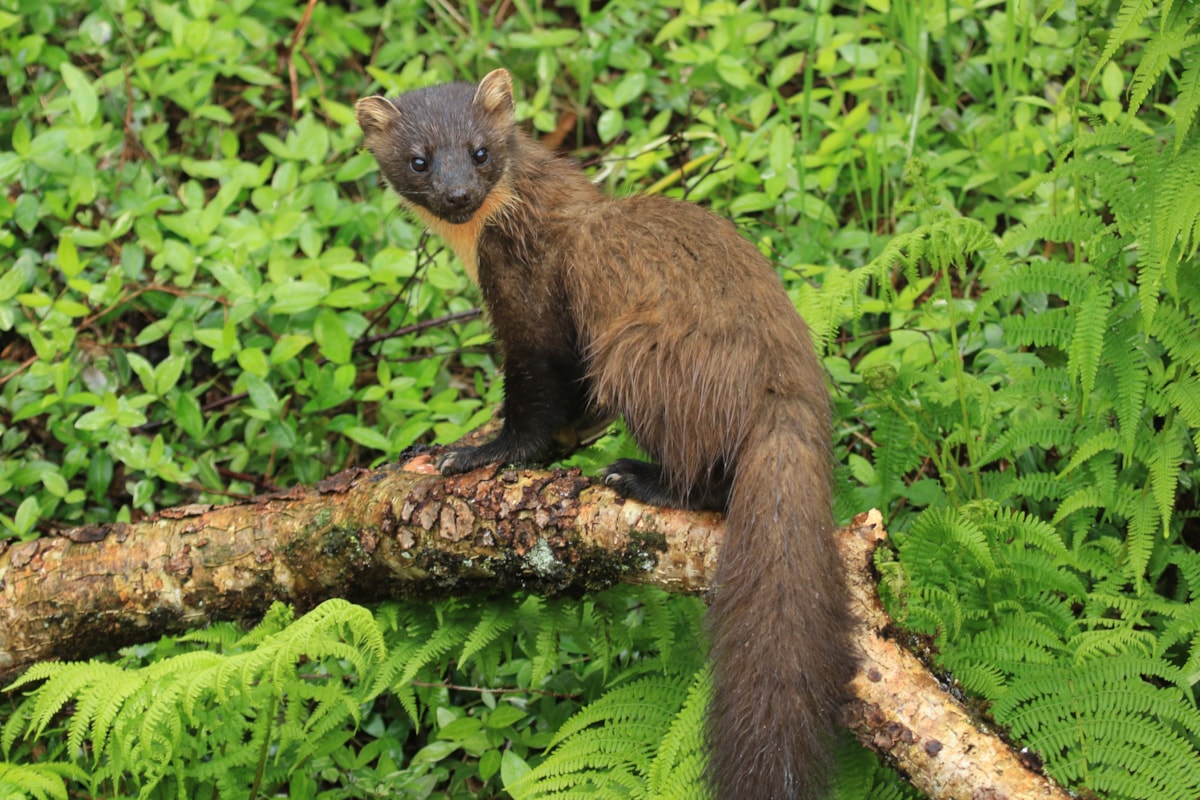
[{"x1": 706, "y1": 395, "x2": 852, "y2": 800}]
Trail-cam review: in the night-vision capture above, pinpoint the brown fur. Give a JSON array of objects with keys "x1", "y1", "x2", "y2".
[{"x1": 357, "y1": 69, "x2": 853, "y2": 800}]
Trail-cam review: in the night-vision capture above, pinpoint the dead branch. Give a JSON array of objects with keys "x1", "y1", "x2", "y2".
[{"x1": 0, "y1": 462, "x2": 1070, "y2": 800}]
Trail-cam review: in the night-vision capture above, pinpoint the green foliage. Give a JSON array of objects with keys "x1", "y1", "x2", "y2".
[
  {"x1": 0, "y1": 590, "x2": 700, "y2": 799},
  {"x1": 0, "y1": 0, "x2": 496, "y2": 533},
  {"x1": 4, "y1": 0, "x2": 1200, "y2": 798},
  {"x1": 0, "y1": 761, "x2": 89, "y2": 800},
  {"x1": 848, "y1": 22, "x2": 1200, "y2": 796},
  {"x1": 508, "y1": 667, "x2": 708, "y2": 800}
]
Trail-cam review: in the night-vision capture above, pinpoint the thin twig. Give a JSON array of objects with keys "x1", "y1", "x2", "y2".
[{"x1": 286, "y1": 0, "x2": 319, "y2": 119}]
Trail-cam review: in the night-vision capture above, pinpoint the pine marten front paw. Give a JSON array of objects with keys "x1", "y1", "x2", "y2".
[
  {"x1": 437, "y1": 447, "x2": 491, "y2": 476},
  {"x1": 598, "y1": 459, "x2": 668, "y2": 504}
]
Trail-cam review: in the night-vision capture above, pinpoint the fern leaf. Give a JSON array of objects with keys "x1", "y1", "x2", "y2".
[
  {"x1": 1004, "y1": 308, "x2": 1074, "y2": 350},
  {"x1": 458, "y1": 603, "x2": 517, "y2": 670},
  {"x1": 1128, "y1": 28, "x2": 1196, "y2": 116},
  {"x1": 296, "y1": 680, "x2": 364, "y2": 746},
  {"x1": 18, "y1": 663, "x2": 108, "y2": 741},
  {"x1": 1174, "y1": 43, "x2": 1200, "y2": 149},
  {"x1": 1052, "y1": 486, "x2": 1115, "y2": 527},
  {"x1": 1156, "y1": 140, "x2": 1200, "y2": 266},
  {"x1": 88, "y1": 662, "x2": 199, "y2": 762},
  {"x1": 1061, "y1": 428, "x2": 1121, "y2": 476},
  {"x1": 1125, "y1": 488, "x2": 1161, "y2": 585},
  {"x1": 1004, "y1": 655, "x2": 1200, "y2": 799},
  {"x1": 1104, "y1": 316, "x2": 1150, "y2": 460},
  {"x1": 1092, "y1": 0, "x2": 1157, "y2": 82},
  {"x1": 1147, "y1": 418, "x2": 1186, "y2": 537},
  {"x1": 549, "y1": 674, "x2": 690, "y2": 749},
  {"x1": 270, "y1": 598, "x2": 385, "y2": 686},
  {"x1": 531, "y1": 601, "x2": 574, "y2": 688},
  {"x1": 512, "y1": 669, "x2": 695, "y2": 800},
  {"x1": 0, "y1": 761, "x2": 88, "y2": 800},
  {"x1": 1069, "y1": 278, "x2": 1113, "y2": 403},
  {"x1": 636, "y1": 588, "x2": 680, "y2": 668},
  {"x1": 980, "y1": 417, "x2": 1074, "y2": 466},
  {"x1": 1152, "y1": 295, "x2": 1200, "y2": 368},
  {"x1": 1166, "y1": 378, "x2": 1200, "y2": 455},
  {"x1": 645, "y1": 667, "x2": 711, "y2": 800}
]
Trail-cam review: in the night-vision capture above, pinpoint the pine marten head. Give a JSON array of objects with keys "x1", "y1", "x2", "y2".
[{"x1": 356, "y1": 69, "x2": 516, "y2": 226}]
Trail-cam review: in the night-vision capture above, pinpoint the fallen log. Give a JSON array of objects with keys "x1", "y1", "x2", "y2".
[{"x1": 0, "y1": 458, "x2": 1070, "y2": 800}]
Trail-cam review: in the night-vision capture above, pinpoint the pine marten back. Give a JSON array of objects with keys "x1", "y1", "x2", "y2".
[{"x1": 357, "y1": 69, "x2": 853, "y2": 800}]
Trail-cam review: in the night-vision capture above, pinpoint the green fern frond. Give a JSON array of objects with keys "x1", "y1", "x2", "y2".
[
  {"x1": 531, "y1": 600, "x2": 575, "y2": 688},
  {"x1": 980, "y1": 417, "x2": 1075, "y2": 465},
  {"x1": 1082, "y1": 587, "x2": 1184, "y2": 632},
  {"x1": 945, "y1": 658, "x2": 1010, "y2": 698},
  {"x1": 1062, "y1": 429, "x2": 1121, "y2": 476},
  {"x1": 908, "y1": 584, "x2": 967, "y2": 641},
  {"x1": 988, "y1": 508, "x2": 1069, "y2": 558},
  {"x1": 848, "y1": 216, "x2": 997, "y2": 318},
  {"x1": 269, "y1": 598, "x2": 385, "y2": 686},
  {"x1": 1064, "y1": 121, "x2": 1145, "y2": 158},
  {"x1": 995, "y1": 216, "x2": 1108, "y2": 258},
  {"x1": 1128, "y1": 29, "x2": 1198, "y2": 116},
  {"x1": 1156, "y1": 139, "x2": 1200, "y2": 264},
  {"x1": 1051, "y1": 485, "x2": 1107, "y2": 529},
  {"x1": 388, "y1": 616, "x2": 467, "y2": 721},
  {"x1": 11, "y1": 663, "x2": 113, "y2": 741},
  {"x1": 645, "y1": 668, "x2": 710, "y2": 800},
  {"x1": 990, "y1": 368, "x2": 1077, "y2": 417},
  {"x1": 1152, "y1": 300, "x2": 1200, "y2": 367},
  {"x1": 1174, "y1": 45, "x2": 1200, "y2": 148},
  {"x1": 1103, "y1": 316, "x2": 1151, "y2": 460},
  {"x1": 1069, "y1": 278, "x2": 1113, "y2": 402},
  {"x1": 948, "y1": 614, "x2": 1065, "y2": 680},
  {"x1": 1003, "y1": 308, "x2": 1073, "y2": 350},
  {"x1": 57, "y1": 661, "x2": 134, "y2": 756},
  {"x1": 863, "y1": 406, "x2": 925, "y2": 513},
  {"x1": 176, "y1": 620, "x2": 249, "y2": 650},
  {"x1": 1092, "y1": 0, "x2": 1157, "y2": 81},
  {"x1": 510, "y1": 668, "x2": 695, "y2": 800},
  {"x1": 983, "y1": 470, "x2": 1062, "y2": 505},
  {"x1": 1145, "y1": 418, "x2": 1186, "y2": 536},
  {"x1": 993, "y1": 657, "x2": 1200, "y2": 799},
  {"x1": 295, "y1": 679, "x2": 365, "y2": 745},
  {"x1": 3, "y1": 598, "x2": 403, "y2": 797},
  {"x1": 548, "y1": 673, "x2": 691, "y2": 749},
  {"x1": 1068, "y1": 626, "x2": 1158, "y2": 660},
  {"x1": 227, "y1": 601, "x2": 295, "y2": 647},
  {"x1": 1166, "y1": 377, "x2": 1200, "y2": 453},
  {"x1": 830, "y1": 740, "x2": 924, "y2": 800},
  {"x1": 0, "y1": 761, "x2": 88, "y2": 800},
  {"x1": 634, "y1": 588, "x2": 680, "y2": 667},
  {"x1": 459, "y1": 603, "x2": 518, "y2": 670},
  {"x1": 1124, "y1": 488, "x2": 1161, "y2": 585}
]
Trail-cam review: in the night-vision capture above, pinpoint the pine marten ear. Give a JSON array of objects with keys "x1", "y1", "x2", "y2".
[
  {"x1": 474, "y1": 69, "x2": 514, "y2": 120},
  {"x1": 355, "y1": 96, "x2": 401, "y2": 152}
]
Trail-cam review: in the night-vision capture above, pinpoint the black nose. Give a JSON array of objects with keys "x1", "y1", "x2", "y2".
[{"x1": 445, "y1": 187, "x2": 471, "y2": 208}]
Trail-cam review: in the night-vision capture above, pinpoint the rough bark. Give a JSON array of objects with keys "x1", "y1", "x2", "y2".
[
  {"x1": 0, "y1": 453, "x2": 722, "y2": 676},
  {"x1": 840, "y1": 510, "x2": 1072, "y2": 800},
  {"x1": 0, "y1": 460, "x2": 1071, "y2": 800}
]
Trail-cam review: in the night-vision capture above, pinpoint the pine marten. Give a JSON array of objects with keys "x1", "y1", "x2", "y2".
[{"x1": 356, "y1": 69, "x2": 853, "y2": 800}]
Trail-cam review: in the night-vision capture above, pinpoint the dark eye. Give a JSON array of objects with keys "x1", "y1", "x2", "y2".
[
  {"x1": 471, "y1": 147, "x2": 489, "y2": 165},
  {"x1": 410, "y1": 156, "x2": 428, "y2": 173}
]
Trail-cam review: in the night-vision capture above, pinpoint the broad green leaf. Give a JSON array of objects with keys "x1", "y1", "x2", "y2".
[{"x1": 60, "y1": 62, "x2": 98, "y2": 124}]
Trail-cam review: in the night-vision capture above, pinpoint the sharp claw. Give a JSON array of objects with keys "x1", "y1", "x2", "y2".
[{"x1": 437, "y1": 451, "x2": 459, "y2": 475}]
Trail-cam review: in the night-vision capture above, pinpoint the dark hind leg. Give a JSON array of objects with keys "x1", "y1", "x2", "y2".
[{"x1": 599, "y1": 459, "x2": 731, "y2": 511}]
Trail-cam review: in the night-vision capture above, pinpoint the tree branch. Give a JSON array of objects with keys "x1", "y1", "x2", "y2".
[
  {"x1": 0, "y1": 462, "x2": 1071, "y2": 800},
  {"x1": 0, "y1": 453, "x2": 719, "y2": 675}
]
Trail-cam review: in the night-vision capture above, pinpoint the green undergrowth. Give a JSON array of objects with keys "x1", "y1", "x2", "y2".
[{"x1": 1, "y1": 0, "x2": 1199, "y2": 798}]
